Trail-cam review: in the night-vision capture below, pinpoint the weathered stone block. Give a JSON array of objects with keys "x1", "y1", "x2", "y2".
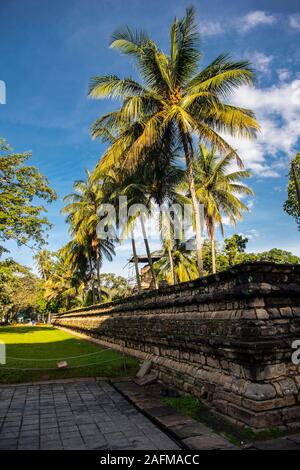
[
  {"x1": 278, "y1": 379, "x2": 298, "y2": 396},
  {"x1": 244, "y1": 383, "x2": 276, "y2": 401},
  {"x1": 256, "y1": 308, "x2": 269, "y2": 319},
  {"x1": 243, "y1": 395, "x2": 296, "y2": 412},
  {"x1": 136, "y1": 360, "x2": 152, "y2": 379},
  {"x1": 255, "y1": 363, "x2": 287, "y2": 381},
  {"x1": 280, "y1": 307, "x2": 293, "y2": 318}
]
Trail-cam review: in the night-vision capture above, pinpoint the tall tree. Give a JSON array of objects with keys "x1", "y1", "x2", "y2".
[
  {"x1": 284, "y1": 152, "x2": 300, "y2": 229},
  {"x1": 44, "y1": 252, "x2": 82, "y2": 310},
  {"x1": 0, "y1": 138, "x2": 56, "y2": 249},
  {"x1": 223, "y1": 234, "x2": 248, "y2": 266},
  {"x1": 62, "y1": 171, "x2": 115, "y2": 303},
  {"x1": 0, "y1": 258, "x2": 39, "y2": 323},
  {"x1": 92, "y1": 125, "x2": 185, "y2": 289},
  {"x1": 194, "y1": 145, "x2": 254, "y2": 273},
  {"x1": 88, "y1": 7, "x2": 259, "y2": 278},
  {"x1": 33, "y1": 249, "x2": 54, "y2": 280}
]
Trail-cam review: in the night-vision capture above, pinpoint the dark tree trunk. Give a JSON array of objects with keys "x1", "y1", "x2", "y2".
[
  {"x1": 96, "y1": 246, "x2": 102, "y2": 302},
  {"x1": 88, "y1": 249, "x2": 96, "y2": 305},
  {"x1": 140, "y1": 213, "x2": 158, "y2": 289},
  {"x1": 131, "y1": 229, "x2": 141, "y2": 292},
  {"x1": 181, "y1": 130, "x2": 204, "y2": 277},
  {"x1": 167, "y1": 243, "x2": 176, "y2": 285}
]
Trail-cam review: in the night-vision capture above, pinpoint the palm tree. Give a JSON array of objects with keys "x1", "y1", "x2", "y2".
[
  {"x1": 194, "y1": 145, "x2": 254, "y2": 273},
  {"x1": 44, "y1": 252, "x2": 82, "y2": 310},
  {"x1": 123, "y1": 145, "x2": 186, "y2": 289},
  {"x1": 93, "y1": 134, "x2": 185, "y2": 290},
  {"x1": 33, "y1": 249, "x2": 53, "y2": 280},
  {"x1": 154, "y1": 240, "x2": 198, "y2": 284},
  {"x1": 62, "y1": 171, "x2": 115, "y2": 303},
  {"x1": 59, "y1": 240, "x2": 91, "y2": 303},
  {"x1": 88, "y1": 6, "x2": 259, "y2": 278}
]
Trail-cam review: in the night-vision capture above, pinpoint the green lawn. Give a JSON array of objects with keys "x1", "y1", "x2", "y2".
[{"x1": 0, "y1": 325, "x2": 138, "y2": 383}]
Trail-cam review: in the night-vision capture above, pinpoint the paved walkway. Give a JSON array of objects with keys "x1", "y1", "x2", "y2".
[{"x1": 0, "y1": 380, "x2": 180, "y2": 450}]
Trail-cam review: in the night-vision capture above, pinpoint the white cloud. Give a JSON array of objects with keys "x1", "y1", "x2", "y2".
[
  {"x1": 223, "y1": 79, "x2": 300, "y2": 177},
  {"x1": 201, "y1": 21, "x2": 223, "y2": 36},
  {"x1": 277, "y1": 68, "x2": 291, "y2": 81},
  {"x1": 247, "y1": 200, "x2": 254, "y2": 210},
  {"x1": 247, "y1": 51, "x2": 273, "y2": 74},
  {"x1": 240, "y1": 11, "x2": 277, "y2": 32},
  {"x1": 289, "y1": 14, "x2": 300, "y2": 30},
  {"x1": 200, "y1": 10, "x2": 277, "y2": 37},
  {"x1": 222, "y1": 216, "x2": 232, "y2": 227},
  {"x1": 242, "y1": 229, "x2": 260, "y2": 240}
]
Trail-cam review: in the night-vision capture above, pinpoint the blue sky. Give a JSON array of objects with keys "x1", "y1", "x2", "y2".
[{"x1": 1, "y1": 0, "x2": 300, "y2": 277}]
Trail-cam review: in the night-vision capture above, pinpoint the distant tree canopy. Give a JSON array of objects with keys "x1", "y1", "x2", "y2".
[
  {"x1": 203, "y1": 235, "x2": 300, "y2": 274},
  {"x1": 99, "y1": 273, "x2": 130, "y2": 300},
  {"x1": 284, "y1": 153, "x2": 300, "y2": 229},
  {"x1": 0, "y1": 138, "x2": 56, "y2": 250},
  {"x1": 0, "y1": 258, "x2": 39, "y2": 323}
]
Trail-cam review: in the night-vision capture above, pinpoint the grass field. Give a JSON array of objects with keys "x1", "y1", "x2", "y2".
[{"x1": 0, "y1": 325, "x2": 139, "y2": 383}]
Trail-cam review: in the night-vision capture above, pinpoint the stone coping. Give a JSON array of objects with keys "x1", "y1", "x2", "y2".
[{"x1": 53, "y1": 261, "x2": 300, "y2": 319}]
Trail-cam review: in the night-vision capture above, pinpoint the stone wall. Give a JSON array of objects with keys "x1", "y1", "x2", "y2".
[{"x1": 53, "y1": 262, "x2": 300, "y2": 431}]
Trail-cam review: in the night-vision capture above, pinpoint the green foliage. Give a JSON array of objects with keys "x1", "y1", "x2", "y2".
[
  {"x1": 154, "y1": 241, "x2": 198, "y2": 284},
  {"x1": 99, "y1": 273, "x2": 130, "y2": 300},
  {"x1": 242, "y1": 248, "x2": 300, "y2": 264},
  {"x1": 0, "y1": 138, "x2": 56, "y2": 249},
  {"x1": 61, "y1": 171, "x2": 115, "y2": 306},
  {"x1": 219, "y1": 236, "x2": 300, "y2": 267},
  {"x1": 283, "y1": 153, "x2": 300, "y2": 229},
  {"x1": 194, "y1": 146, "x2": 253, "y2": 234},
  {"x1": 33, "y1": 249, "x2": 54, "y2": 280},
  {"x1": 89, "y1": 7, "x2": 259, "y2": 276},
  {"x1": 0, "y1": 258, "x2": 40, "y2": 323},
  {"x1": 43, "y1": 250, "x2": 84, "y2": 311},
  {"x1": 223, "y1": 234, "x2": 248, "y2": 266},
  {"x1": 162, "y1": 394, "x2": 204, "y2": 420}
]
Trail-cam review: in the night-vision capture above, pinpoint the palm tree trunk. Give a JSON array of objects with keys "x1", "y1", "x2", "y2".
[
  {"x1": 87, "y1": 249, "x2": 96, "y2": 304},
  {"x1": 140, "y1": 213, "x2": 158, "y2": 289},
  {"x1": 181, "y1": 130, "x2": 204, "y2": 277},
  {"x1": 211, "y1": 237, "x2": 216, "y2": 275},
  {"x1": 211, "y1": 237, "x2": 216, "y2": 274},
  {"x1": 131, "y1": 229, "x2": 141, "y2": 292},
  {"x1": 92, "y1": 280, "x2": 96, "y2": 304},
  {"x1": 96, "y1": 246, "x2": 101, "y2": 302},
  {"x1": 167, "y1": 243, "x2": 176, "y2": 285},
  {"x1": 208, "y1": 219, "x2": 216, "y2": 274}
]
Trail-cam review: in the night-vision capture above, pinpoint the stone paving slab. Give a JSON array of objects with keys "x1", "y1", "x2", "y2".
[
  {"x1": 248, "y1": 437, "x2": 300, "y2": 451},
  {"x1": 112, "y1": 380, "x2": 300, "y2": 451},
  {"x1": 182, "y1": 435, "x2": 236, "y2": 450},
  {"x1": 0, "y1": 380, "x2": 180, "y2": 450},
  {"x1": 112, "y1": 380, "x2": 238, "y2": 450}
]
